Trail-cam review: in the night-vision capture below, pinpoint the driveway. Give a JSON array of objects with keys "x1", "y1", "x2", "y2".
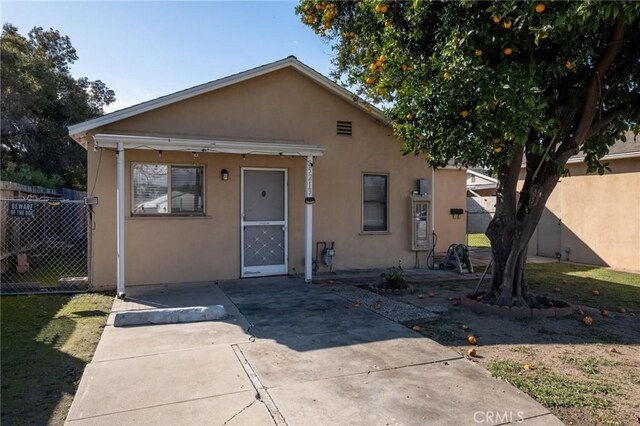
[{"x1": 66, "y1": 278, "x2": 561, "y2": 425}]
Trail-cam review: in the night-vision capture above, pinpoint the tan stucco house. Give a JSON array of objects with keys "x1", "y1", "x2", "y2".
[
  {"x1": 69, "y1": 57, "x2": 466, "y2": 294},
  {"x1": 523, "y1": 136, "x2": 640, "y2": 272}
]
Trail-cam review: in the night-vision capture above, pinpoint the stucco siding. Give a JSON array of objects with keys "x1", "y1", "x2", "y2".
[
  {"x1": 85, "y1": 68, "x2": 466, "y2": 288},
  {"x1": 523, "y1": 157, "x2": 640, "y2": 271}
]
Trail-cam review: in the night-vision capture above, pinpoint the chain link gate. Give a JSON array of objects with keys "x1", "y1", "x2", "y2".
[{"x1": 1, "y1": 198, "x2": 93, "y2": 294}]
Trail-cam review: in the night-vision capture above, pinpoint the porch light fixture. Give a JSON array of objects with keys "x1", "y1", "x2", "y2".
[{"x1": 221, "y1": 169, "x2": 229, "y2": 181}]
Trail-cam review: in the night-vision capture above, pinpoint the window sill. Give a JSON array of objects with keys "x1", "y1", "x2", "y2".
[
  {"x1": 127, "y1": 215, "x2": 212, "y2": 220},
  {"x1": 359, "y1": 231, "x2": 392, "y2": 236}
]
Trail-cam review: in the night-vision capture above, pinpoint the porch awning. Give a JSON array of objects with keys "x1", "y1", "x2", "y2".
[{"x1": 93, "y1": 134, "x2": 326, "y2": 157}]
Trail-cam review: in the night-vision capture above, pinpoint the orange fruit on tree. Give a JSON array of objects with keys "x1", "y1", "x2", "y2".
[
  {"x1": 503, "y1": 21, "x2": 512, "y2": 29},
  {"x1": 492, "y1": 15, "x2": 501, "y2": 24},
  {"x1": 406, "y1": 113, "x2": 413, "y2": 120},
  {"x1": 366, "y1": 76, "x2": 375, "y2": 85},
  {"x1": 582, "y1": 316, "x2": 593, "y2": 326},
  {"x1": 504, "y1": 47, "x2": 513, "y2": 55},
  {"x1": 535, "y1": 3, "x2": 545, "y2": 13},
  {"x1": 418, "y1": 134, "x2": 425, "y2": 141},
  {"x1": 467, "y1": 335, "x2": 477, "y2": 345},
  {"x1": 494, "y1": 147, "x2": 503, "y2": 153},
  {"x1": 565, "y1": 60, "x2": 575, "y2": 70},
  {"x1": 443, "y1": 71, "x2": 452, "y2": 80},
  {"x1": 467, "y1": 348, "x2": 477, "y2": 357},
  {"x1": 460, "y1": 110, "x2": 470, "y2": 118},
  {"x1": 378, "y1": 54, "x2": 387, "y2": 63},
  {"x1": 475, "y1": 49, "x2": 483, "y2": 57}
]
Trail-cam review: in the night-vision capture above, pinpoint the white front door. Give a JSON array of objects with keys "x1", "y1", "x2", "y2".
[{"x1": 241, "y1": 168, "x2": 288, "y2": 277}]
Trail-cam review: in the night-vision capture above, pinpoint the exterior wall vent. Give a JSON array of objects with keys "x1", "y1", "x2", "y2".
[{"x1": 337, "y1": 121, "x2": 353, "y2": 136}]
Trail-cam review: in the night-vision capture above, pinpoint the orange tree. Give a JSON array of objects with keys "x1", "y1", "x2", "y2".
[{"x1": 296, "y1": 1, "x2": 640, "y2": 307}]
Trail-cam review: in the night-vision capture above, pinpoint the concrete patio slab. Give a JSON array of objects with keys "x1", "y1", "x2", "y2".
[
  {"x1": 68, "y1": 278, "x2": 559, "y2": 425},
  {"x1": 66, "y1": 390, "x2": 274, "y2": 426},
  {"x1": 67, "y1": 346, "x2": 252, "y2": 421},
  {"x1": 238, "y1": 324, "x2": 461, "y2": 388},
  {"x1": 93, "y1": 320, "x2": 252, "y2": 362},
  {"x1": 267, "y1": 358, "x2": 549, "y2": 426}
]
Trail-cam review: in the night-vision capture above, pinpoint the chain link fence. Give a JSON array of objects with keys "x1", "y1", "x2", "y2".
[{"x1": 1, "y1": 198, "x2": 92, "y2": 294}]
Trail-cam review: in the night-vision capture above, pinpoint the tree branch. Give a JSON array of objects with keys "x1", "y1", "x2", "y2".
[
  {"x1": 586, "y1": 106, "x2": 627, "y2": 139},
  {"x1": 572, "y1": 17, "x2": 625, "y2": 145}
]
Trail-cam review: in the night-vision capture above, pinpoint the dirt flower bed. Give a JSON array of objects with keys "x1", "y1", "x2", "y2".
[{"x1": 390, "y1": 263, "x2": 640, "y2": 426}]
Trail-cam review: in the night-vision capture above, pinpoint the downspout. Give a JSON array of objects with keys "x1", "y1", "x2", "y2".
[
  {"x1": 304, "y1": 156, "x2": 314, "y2": 283},
  {"x1": 431, "y1": 167, "x2": 436, "y2": 252},
  {"x1": 116, "y1": 142, "x2": 126, "y2": 298}
]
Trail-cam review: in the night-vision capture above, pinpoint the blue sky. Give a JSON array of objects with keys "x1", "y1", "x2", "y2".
[{"x1": 1, "y1": 1, "x2": 334, "y2": 112}]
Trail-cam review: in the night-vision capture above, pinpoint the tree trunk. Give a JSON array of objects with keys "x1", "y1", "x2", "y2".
[{"x1": 484, "y1": 143, "x2": 562, "y2": 308}]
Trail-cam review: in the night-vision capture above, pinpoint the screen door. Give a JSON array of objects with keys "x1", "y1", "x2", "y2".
[{"x1": 241, "y1": 168, "x2": 288, "y2": 277}]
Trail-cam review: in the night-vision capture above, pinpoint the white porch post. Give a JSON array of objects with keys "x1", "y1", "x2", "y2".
[
  {"x1": 116, "y1": 142, "x2": 126, "y2": 298},
  {"x1": 305, "y1": 156, "x2": 314, "y2": 283}
]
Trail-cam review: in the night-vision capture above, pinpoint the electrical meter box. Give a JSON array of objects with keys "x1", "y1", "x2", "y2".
[{"x1": 411, "y1": 194, "x2": 432, "y2": 251}]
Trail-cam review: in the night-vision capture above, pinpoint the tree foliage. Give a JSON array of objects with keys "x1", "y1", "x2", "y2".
[
  {"x1": 297, "y1": 1, "x2": 640, "y2": 307},
  {"x1": 297, "y1": 1, "x2": 639, "y2": 173},
  {"x1": 1, "y1": 24, "x2": 115, "y2": 189}
]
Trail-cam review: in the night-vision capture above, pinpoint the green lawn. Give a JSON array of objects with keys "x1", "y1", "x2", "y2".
[
  {"x1": 526, "y1": 262, "x2": 640, "y2": 312},
  {"x1": 1, "y1": 293, "x2": 113, "y2": 425},
  {"x1": 467, "y1": 233, "x2": 491, "y2": 248}
]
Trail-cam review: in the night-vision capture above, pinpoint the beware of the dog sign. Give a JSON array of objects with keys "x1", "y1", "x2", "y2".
[{"x1": 9, "y1": 202, "x2": 35, "y2": 218}]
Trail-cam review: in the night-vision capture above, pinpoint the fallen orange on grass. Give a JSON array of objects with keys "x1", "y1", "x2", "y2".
[
  {"x1": 593, "y1": 290, "x2": 600, "y2": 296},
  {"x1": 467, "y1": 335, "x2": 477, "y2": 345},
  {"x1": 467, "y1": 348, "x2": 477, "y2": 357},
  {"x1": 600, "y1": 309, "x2": 609, "y2": 317},
  {"x1": 609, "y1": 347, "x2": 618, "y2": 353},
  {"x1": 428, "y1": 292, "x2": 435, "y2": 298},
  {"x1": 417, "y1": 293, "x2": 425, "y2": 299},
  {"x1": 522, "y1": 364, "x2": 534, "y2": 371},
  {"x1": 576, "y1": 308, "x2": 585, "y2": 315},
  {"x1": 461, "y1": 324, "x2": 469, "y2": 331},
  {"x1": 553, "y1": 287, "x2": 561, "y2": 293},
  {"x1": 582, "y1": 316, "x2": 593, "y2": 326},
  {"x1": 619, "y1": 308, "x2": 627, "y2": 314},
  {"x1": 412, "y1": 325, "x2": 421, "y2": 332}
]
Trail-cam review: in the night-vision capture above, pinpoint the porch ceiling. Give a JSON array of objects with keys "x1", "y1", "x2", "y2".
[{"x1": 93, "y1": 133, "x2": 326, "y2": 157}]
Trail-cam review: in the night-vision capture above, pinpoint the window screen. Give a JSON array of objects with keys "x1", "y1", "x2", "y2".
[
  {"x1": 363, "y1": 174, "x2": 388, "y2": 232},
  {"x1": 132, "y1": 164, "x2": 204, "y2": 215}
]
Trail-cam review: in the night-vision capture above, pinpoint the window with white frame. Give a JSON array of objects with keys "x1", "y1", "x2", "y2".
[
  {"x1": 362, "y1": 173, "x2": 388, "y2": 232},
  {"x1": 132, "y1": 164, "x2": 204, "y2": 215}
]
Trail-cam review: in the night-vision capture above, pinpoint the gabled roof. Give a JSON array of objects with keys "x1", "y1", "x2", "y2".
[{"x1": 68, "y1": 56, "x2": 389, "y2": 138}]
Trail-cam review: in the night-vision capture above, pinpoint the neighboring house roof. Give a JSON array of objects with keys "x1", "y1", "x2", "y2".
[
  {"x1": 466, "y1": 169, "x2": 497, "y2": 192},
  {"x1": 68, "y1": 56, "x2": 389, "y2": 139},
  {"x1": 567, "y1": 133, "x2": 640, "y2": 163}
]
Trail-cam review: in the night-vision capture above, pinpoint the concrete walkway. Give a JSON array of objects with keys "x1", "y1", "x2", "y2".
[{"x1": 66, "y1": 278, "x2": 562, "y2": 425}]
